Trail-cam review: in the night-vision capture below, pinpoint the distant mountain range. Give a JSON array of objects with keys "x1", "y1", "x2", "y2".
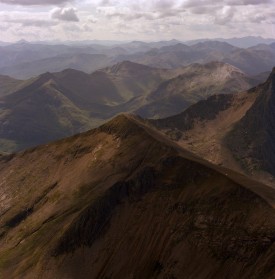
[
  {"x1": 116, "y1": 41, "x2": 275, "y2": 76},
  {"x1": 150, "y1": 68, "x2": 275, "y2": 186},
  {"x1": 0, "y1": 61, "x2": 260, "y2": 153},
  {"x1": 0, "y1": 53, "x2": 112, "y2": 80},
  {"x1": 0, "y1": 38, "x2": 274, "y2": 79},
  {"x1": 184, "y1": 36, "x2": 275, "y2": 48}
]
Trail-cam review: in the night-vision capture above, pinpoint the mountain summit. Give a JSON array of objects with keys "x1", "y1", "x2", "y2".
[{"x1": 0, "y1": 114, "x2": 275, "y2": 278}]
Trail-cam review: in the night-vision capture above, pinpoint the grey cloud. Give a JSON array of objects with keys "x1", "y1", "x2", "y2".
[
  {"x1": 108, "y1": 11, "x2": 155, "y2": 21},
  {"x1": 226, "y1": 0, "x2": 272, "y2": 5},
  {"x1": 249, "y1": 14, "x2": 267, "y2": 23},
  {"x1": 150, "y1": 0, "x2": 177, "y2": 10},
  {"x1": 244, "y1": 10, "x2": 275, "y2": 23},
  {"x1": 3, "y1": 16, "x2": 59, "y2": 27},
  {"x1": 184, "y1": 0, "x2": 272, "y2": 7},
  {"x1": 89, "y1": 16, "x2": 98, "y2": 23},
  {"x1": 103, "y1": 10, "x2": 183, "y2": 21},
  {"x1": 0, "y1": 0, "x2": 72, "y2": 5},
  {"x1": 190, "y1": 6, "x2": 220, "y2": 14},
  {"x1": 99, "y1": 0, "x2": 112, "y2": 5},
  {"x1": 97, "y1": 3, "x2": 185, "y2": 22},
  {"x1": 13, "y1": 19, "x2": 58, "y2": 27},
  {"x1": 214, "y1": 7, "x2": 236, "y2": 25},
  {"x1": 51, "y1": 7, "x2": 79, "y2": 22}
]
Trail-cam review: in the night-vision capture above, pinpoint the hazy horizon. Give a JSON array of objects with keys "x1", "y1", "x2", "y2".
[
  {"x1": 1, "y1": 36, "x2": 275, "y2": 44},
  {"x1": 0, "y1": 0, "x2": 274, "y2": 42}
]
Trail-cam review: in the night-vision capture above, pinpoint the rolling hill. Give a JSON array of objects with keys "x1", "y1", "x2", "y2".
[{"x1": 0, "y1": 114, "x2": 275, "y2": 278}]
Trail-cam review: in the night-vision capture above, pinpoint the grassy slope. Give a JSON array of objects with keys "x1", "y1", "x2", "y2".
[{"x1": 0, "y1": 75, "x2": 24, "y2": 97}]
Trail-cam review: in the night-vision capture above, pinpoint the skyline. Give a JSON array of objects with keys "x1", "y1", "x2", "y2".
[{"x1": 0, "y1": 0, "x2": 275, "y2": 42}]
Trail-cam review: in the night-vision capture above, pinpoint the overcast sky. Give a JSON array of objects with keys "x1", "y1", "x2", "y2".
[{"x1": 0, "y1": 0, "x2": 274, "y2": 42}]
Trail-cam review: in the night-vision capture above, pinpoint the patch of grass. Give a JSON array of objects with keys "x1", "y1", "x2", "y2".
[{"x1": 0, "y1": 138, "x2": 18, "y2": 153}]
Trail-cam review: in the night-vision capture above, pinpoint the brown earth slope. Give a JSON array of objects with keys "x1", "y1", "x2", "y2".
[{"x1": 0, "y1": 115, "x2": 275, "y2": 278}]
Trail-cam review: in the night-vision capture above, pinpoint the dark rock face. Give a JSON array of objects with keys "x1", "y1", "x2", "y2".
[
  {"x1": 226, "y1": 69, "x2": 275, "y2": 176},
  {"x1": 151, "y1": 94, "x2": 234, "y2": 132},
  {"x1": 263, "y1": 72, "x2": 275, "y2": 174}
]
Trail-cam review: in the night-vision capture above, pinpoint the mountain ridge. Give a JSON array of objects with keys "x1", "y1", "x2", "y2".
[{"x1": 1, "y1": 114, "x2": 275, "y2": 278}]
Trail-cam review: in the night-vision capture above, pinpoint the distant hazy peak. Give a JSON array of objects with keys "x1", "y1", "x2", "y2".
[{"x1": 104, "y1": 60, "x2": 156, "y2": 75}]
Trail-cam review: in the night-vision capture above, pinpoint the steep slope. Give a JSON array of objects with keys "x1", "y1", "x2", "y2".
[
  {"x1": 226, "y1": 68, "x2": 275, "y2": 177},
  {"x1": 0, "y1": 115, "x2": 275, "y2": 279},
  {"x1": 150, "y1": 69, "x2": 275, "y2": 186},
  {"x1": 136, "y1": 62, "x2": 258, "y2": 118}
]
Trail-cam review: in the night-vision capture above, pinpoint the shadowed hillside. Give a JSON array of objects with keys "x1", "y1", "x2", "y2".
[
  {"x1": 226, "y1": 68, "x2": 275, "y2": 177},
  {"x1": 150, "y1": 68, "x2": 275, "y2": 186}
]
